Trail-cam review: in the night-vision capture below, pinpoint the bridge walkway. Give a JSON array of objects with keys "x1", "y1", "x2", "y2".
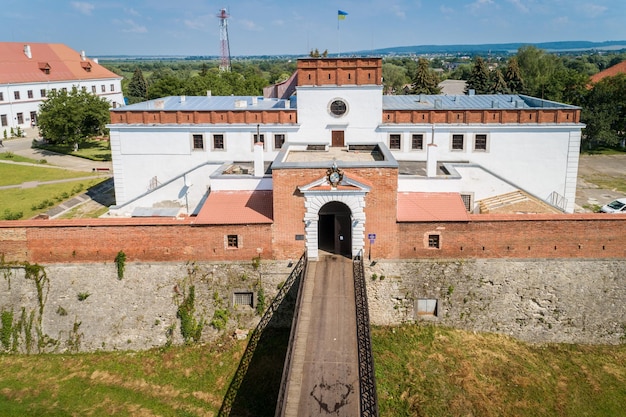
[{"x1": 279, "y1": 253, "x2": 360, "y2": 416}]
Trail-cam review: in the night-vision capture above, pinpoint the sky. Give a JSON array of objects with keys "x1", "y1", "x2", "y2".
[{"x1": 2, "y1": 0, "x2": 625, "y2": 57}]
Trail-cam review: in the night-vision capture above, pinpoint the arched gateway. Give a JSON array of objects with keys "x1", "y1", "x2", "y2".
[{"x1": 299, "y1": 176, "x2": 370, "y2": 260}]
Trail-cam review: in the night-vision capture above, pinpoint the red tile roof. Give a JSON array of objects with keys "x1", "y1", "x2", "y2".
[
  {"x1": 589, "y1": 61, "x2": 626, "y2": 84},
  {"x1": 194, "y1": 191, "x2": 273, "y2": 225},
  {"x1": 397, "y1": 192, "x2": 470, "y2": 222},
  {"x1": 0, "y1": 42, "x2": 121, "y2": 84}
]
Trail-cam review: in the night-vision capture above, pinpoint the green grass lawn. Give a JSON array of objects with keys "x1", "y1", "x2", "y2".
[
  {"x1": 0, "y1": 325, "x2": 624, "y2": 416},
  {"x1": 0, "y1": 163, "x2": 98, "y2": 187},
  {"x1": 0, "y1": 178, "x2": 108, "y2": 220},
  {"x1": 33, "y1": 138, "x2": 112, "y2": 161},
  {"x1": 0, "y1": 152, "x2": 49, "y2": 165}
]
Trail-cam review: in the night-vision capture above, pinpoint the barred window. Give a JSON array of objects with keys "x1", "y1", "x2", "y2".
[
  {"x1": 192, "y1": 134, "x2": 204, "y2": 150},
  {"x1": 452, "y1": 134, "x2": 464, "y2": 150},
  {"x1": 474, "y1": 134, "x2": 487, "y2": 151},
  {"x1": 274, "y1": 134, "x2": 285, "y2": 149},
  {"x1": 213, "y1": 134, "x2": 224, "y2": 150},
  {"x1": 233, "y1": 292, "x2": 254, "y2": 307},
  {"x1": 411, "y1": 134, "x2": 424, "y2": 150},
  {"x1": 227, "y1": 235, "x2": 239, "y2": 248},
  {"x1": 389, "y1": 134, "x2": 401, "y2": 150},
  {"x1": 428, "y1": 234, "x2": 440, "y2": 249}
]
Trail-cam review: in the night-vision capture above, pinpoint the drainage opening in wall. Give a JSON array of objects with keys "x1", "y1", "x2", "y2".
[
  {"x1": 233, "y1": 291, "x2": 254, "y2": 308},
  {"x1": 416, "y1": 299, "x2": 438, "y2": 318}
]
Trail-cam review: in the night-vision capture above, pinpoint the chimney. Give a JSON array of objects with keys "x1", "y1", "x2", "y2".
[
  {"x1": 80, "y1": 50, "x2": 86, "y2": 61},
  {"x1": 24, "y1": 44, "x2": 32, "y2": 59},
  {"x1": 180, "y1": 95, "x2": 186, "y2": 103},
  {"x1": 254, "y1": 142, "x2": 264, "y2": 177},
  {"x1": 207, "y1": 90, "x2": 212, "y2": 97},
  {"x1": 426, "y1": 143, "x2": 438, "y2": 177}
]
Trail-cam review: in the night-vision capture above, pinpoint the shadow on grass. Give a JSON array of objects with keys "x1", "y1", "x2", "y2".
[{"x1": 223, "y1": 274, "x2": 302, "y2": 417}]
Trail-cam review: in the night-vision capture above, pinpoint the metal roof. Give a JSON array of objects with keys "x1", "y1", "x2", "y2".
[
  {"x1": 383, "y1": 94, "x2": 579, "y2": 110},
  {"x1": 115, "y1": 95, "x2": 292, "y2": 112}
]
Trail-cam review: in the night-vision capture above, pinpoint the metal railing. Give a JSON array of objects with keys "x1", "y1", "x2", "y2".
[
  {"x1": 218, "y1": 251, "x2": 307, "y2": 417},
  {"x1": 353, "y1": 252, "x2": 379, "y2": 417},
  {"x1": 274, "y1": 252, "x2": 309, "y2": 417},
  {"x1": 547, "y1": 191, "x2": 568, "y2": 211}
]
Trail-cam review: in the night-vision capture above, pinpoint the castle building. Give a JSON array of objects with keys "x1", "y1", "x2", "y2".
[
  {"x1": 108, "y1": 57, "x2": 583, "y2": 260},
  {"x1": 0, "y1": 42, "x2": 124, "y2": 133}
]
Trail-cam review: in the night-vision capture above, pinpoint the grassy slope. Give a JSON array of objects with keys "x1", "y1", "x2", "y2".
[
  {"x1": 372, "y1": 325, "x2": 626, "y2": 417},
  {"x1": 0, "y1": 326, "x2": 624, "y2": 417}
]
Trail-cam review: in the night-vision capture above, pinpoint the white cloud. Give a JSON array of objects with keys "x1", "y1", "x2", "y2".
[
  {"x1": 506, "y1": 0, "x2": 529, "y2": 13},
  {"x1": 125, "y1": 8, "x2": 140, "y2": 17},
  {"x1": 71, "y1": 2, "x2": 95, "y2": 16},
  {"x1": 392, "y1": 5, "x2": 406, "y2": 19},
  {"x1": 577, "y1": 3, "x2": 608, "y2": 18},
  {"x1": 272, "y1": 19, "x2": 286, "y2": 26},
  {"x1": 114, "y1": 18, "x2": 148, "y2": 33},
  {"x1": 184, "y1": 15, "x2": 210, "y2": 31},
  {"x1": 239, "y1": 19, "x2": 262, "y2": 32},
  {"x1": 440, "y1": 5, "x2": 455, "y2": 14}
]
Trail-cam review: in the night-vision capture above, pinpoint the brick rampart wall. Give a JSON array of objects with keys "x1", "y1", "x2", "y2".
[
  {"x1": 382, "y1": 108, "x2": 580, "y2": 124},
  {"x1": 1, "y1": 214, "x2": 625, "y2": 264},
  {"x1": 0, "y1": 219, "x2": 272, "y2": 263}
]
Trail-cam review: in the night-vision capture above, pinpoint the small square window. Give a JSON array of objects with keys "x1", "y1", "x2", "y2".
[
  {"x1": 233, "y1": 292, "x2": 254, "y2": 307},
  {"x1": 213, "y1": 134, "x2": 224, "y2": 150},
  {"x1": 91, "y1": 85, "x2": 97, "y2": 94},
  {"x1": 192, "y1": 134, "x2": 204, "y2": 150},
  {"x1": 452, "y1": 134, "x2": 464, "y2": 150},
  {"x1": 416, "y1": 299, "x2": 438, "y2": 317},
  {"x1": 274, "y1": 134, "x2": 285, "y2": 149},
  {"x1": 428, "y1": 234, "x2": 440, "y2": 249},
  {"x1": 27, "y1": 90, "x2": 34, "y2": 99},
  {"x1": 389, "y1": 134, "x2": 401, "y2": 150},
  {"x1": 110, "y1": 84, "x2": 115, "y2": 92},
  {"x1": 40, "y1": 89, "x2": 46, "y2": 98},
  {"x1": 411, "y1": 134, "x2": 424, "y2": 150},
  {"x1": 227, "y1": 234, "x2": 239, "y2": 248},
  {"x1": 474, "y1": 134, "x2": 487, "y2": 151},
  {"x1": 253, "y1": 134, "x2": 265, "y2": 149},
  {"x1": 14, "y1": 91, "x2": 20, "y2": 100},
  {"x1": 101, "y1": 85, "x2": 106, "y2": 93}
]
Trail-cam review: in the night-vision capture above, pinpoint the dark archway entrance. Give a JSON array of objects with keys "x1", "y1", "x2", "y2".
[{"x1": 318, "y1": 201, "x2": 352, "y2": 257}]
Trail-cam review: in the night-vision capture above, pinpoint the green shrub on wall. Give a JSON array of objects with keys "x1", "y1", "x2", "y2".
[
  {"x1": 177, "y1": 286, "x2": 205, "y2": 344},
  {"x1": 115, "y1": 251, "x2": 126, "y2": 280}
]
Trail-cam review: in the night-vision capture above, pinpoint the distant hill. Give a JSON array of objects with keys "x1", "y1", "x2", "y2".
[{"x1": 358, "y1": 40, "x2": 626, "y2": 56}]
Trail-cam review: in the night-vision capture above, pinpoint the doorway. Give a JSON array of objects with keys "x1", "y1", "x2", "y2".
[
  {"x1": 318, "y1": 201, "x2": 352, "y2": 257},
  {"x1": 331, "y1": 130, "x2": 345, "y2": 147}
]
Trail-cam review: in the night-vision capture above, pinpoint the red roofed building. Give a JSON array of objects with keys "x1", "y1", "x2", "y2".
[
  {"x1": 0, "y1": 42, "x2": 123, "y2": 132},
  {"x1": 589, "y1": 60, "x2": 626, "y2": 84}
]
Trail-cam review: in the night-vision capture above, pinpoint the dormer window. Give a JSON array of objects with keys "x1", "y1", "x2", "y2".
[
  {"x1": 81, "y1": 61, "x2": 92, "y2": 72},
  {"x1": 38, "y1": 62, "x2": 51, "y2": 75}
]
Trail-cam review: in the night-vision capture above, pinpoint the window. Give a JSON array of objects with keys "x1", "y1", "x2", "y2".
[
  {"x1": 40, "y1": 89, "x2": 46, "y2": 98},
  {"x1": 233, "y1": 292, "x2": 254, "y2": 307},
  {"x1": 30, "y1": 111, "x2": 37, "y2": 125},
  {"x1": 0, "y1": 92, "x2": 3, "y2": 101},
  {"x1": 61, "y1": 88, "x2": 67, "y2": 93},
  {"x1": 389, "y1": 134, "x2": 401, "y2": 150},
  {"x1": 51, "y1": 88, "x2": 57, "y2": 94},
  {"x1": 192, "y1": 134, "x2": 204, "y2": 150},
  {"x1": 474, "y1": 134, "x2": 487, "y2": 151},
  {"x1": 16, "y1": 113, "x2": 24, "y2": 124},
  {"x1": 110, "y1": 84, "x2": 115, "y2": 92},
  {"x1": 91, "y1": 85, "x2": 97, "y2": 94},
  {"x1": 81, "y1": 86, "x2": 87, "y2": 92},
  {"x1": 428, "y1": 234, "x2": 440, "y2": 249},
  {"x1": 274, "y1": 134, "x2": 285, "y2": 149},
  {"x1": 101, "y1": 85, "x2": 106, "y2": 93},
  {"x1": 227, "y1": 234, "x2": 239, "y2": 248},
  {"x1": 451, "y1": 134, "x2": 464, "y2": 150},
  {"x1": 411, "y1": 134, "x2": 424, "y2": 150},
  {"x1": 1, "y1": 115, "x2": 7, "y2": 127},
  {"x1": 460, "y1": 193, "x2": 473, "y2": 212},
  {"x1": 27, "y1": 90, "x2": 33, "y2": 99},
  {"x1": 213, "y1": 134, "x2": 224, "y2": 150},
  {"x1": 416, "y1": 299, "x2": 438, "y2": 317},
  {"x1": 329, "y1": 99, "x2": 347, "y2": 116},
  {"x1": 14, "y1": 91, "x2": 20, "y2": 100}
]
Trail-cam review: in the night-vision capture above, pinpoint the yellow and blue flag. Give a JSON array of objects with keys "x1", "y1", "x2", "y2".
[{"x1": 338, "y1": 10, "x2": 348, "y2": 20}]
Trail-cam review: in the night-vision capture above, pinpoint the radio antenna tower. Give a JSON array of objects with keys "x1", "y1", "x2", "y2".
[{"x1": 217, "y1": 8, "x2": 231, "y2": 72}]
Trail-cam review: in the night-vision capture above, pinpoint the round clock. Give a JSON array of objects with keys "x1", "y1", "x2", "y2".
[{"x1": 329, "y1": 171, "x2": 341, "y2": 185}]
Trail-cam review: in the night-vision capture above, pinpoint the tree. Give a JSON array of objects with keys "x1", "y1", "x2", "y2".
[
  {"x1": 126, "y1": 67, "x2": 147, "y2": 104},
  {"x1": 582, "y1": 74, "x2": 626, "y2": 149},
  {"x1": 382, "y1": 63, "x2": 409, "y2": 94},
  {"x1": 516, "y1": 45, "x2": 561, "y2": 98},
  {"x1": 489, "y1": 68, "x2": 508, "y2": 94},
  {"x1": 466, "y1": 56, "x2": 490, "y2": 94},
  {"x1": 410, "y1": 58, "x2": 441, "y2": 94},
  {"x1": 37, "y1": 87, "x2": 110, "y2": 148},
  {"x1": 504, "y1": 57, "x2": 524, "y2": 93}
]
